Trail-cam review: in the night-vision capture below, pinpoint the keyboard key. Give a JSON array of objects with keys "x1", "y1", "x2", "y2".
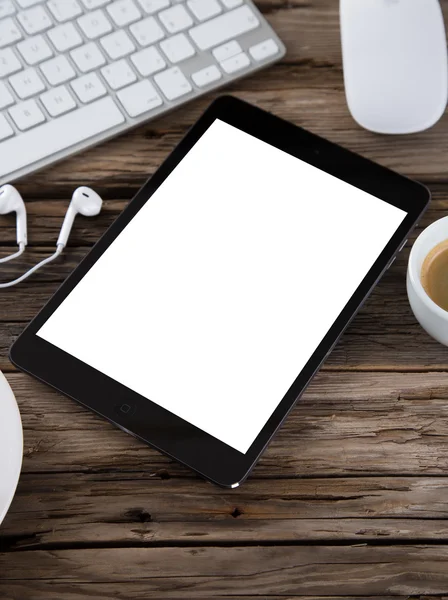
[
  {"x1": 78, "y1": 10, "x2": 112, "y2": 39},
  {"x1": 9, "y1": 98, "x2": 45, "y2": 130},
  {"x1": 40, "y1": 84, "x2": 76, "y2": 116},
  {"x1": 249, "y1": 38, "x2": 279, "y2": 62},
  {"x1": 129, "y1": 15, "x2": 163, "y2": 47},
  {"x1": 220, "y1": 51, "x2": 249, "y2": 74},
  {"x1": 0, "y1": 48, "x2": 22, "y2": 77},
  {"x1": 154, "y1": 66, "x2": 191, "y2": 100},
  {"x1": 107, "y1": 0, "x2": 140, "y2": 26},
  {"x1": 159, "y1": 4, "x2": 192, "y2": 34},
  {"x1": 17, "y1": 34, "x2": 53, "y2": 65},
  {"x1": 191, "y1": 64, "x2": 221, "y2": 87},
  {"x1": 187, "y1": 0, "x2": 221, "y2": 22},
  {"x1": 0, "y1": 17, "x2": 22, "y2": 48},
  {"x1": 189, "y1": 5, "x2": 259, "y2": 50},
  {"x1": 71, "y1": 72, "x2": 106, "y2": 103},
  {"x1": 212, "y1": 40, "x2": 241, "y2": 62},
  {"x1": 0, "y1": 97, "x2": 125, "y2": 178},
  {"x1": 117, "y1": 79, "x2": 162, "y2": 117},
  {"x1": 18, "y1": 6, "x2": 53, "y2": 35},
  {"x1": 9, "y1": 66, "x2": 45, "y2": 98},
  {"x1": 0, "y1": 0, "x2": 16, "y2": 19},
  {"x1": 48, "y1": 22, "x2": 82, "y2": 51},
  {"x1": 136, "y1": 0, "x2": 168, "y2": 14},
  {"x1": 160, "y1": 33, "x2": 194, "y2": 63},
  {"x1": 131, "y1": 45, "x2": 164, "y2": 76},
  {"x1": 221, "y1": 0, "x2": 242, "y2": 7},
  {"x1": 16, "y1": 0, "x2": 42, "y2": 7},
  {"x1": 40, "y1": 54, "x2": 75, "y2": 84},
  {"x1": 0, "y1": 80, "x2": 14, "y2": 108},
  {"x1": 70, "y1": 42, "x2": 105, "y2": 72},
  {"x1": 0, "y1": 113, "x2": 14, "y2": 140},
  {"x1": 80, "y1": 0, "x2": 110, "y2": 7},
  {"x1": 100, "y1": 29, "x2": 134, "y2": 59},
  {"x1": 101, "y1": 58, "x2": 136, "y2": 89},
  {"x1": 47, "y1": 0, "x2": 82, "y2": 23}
]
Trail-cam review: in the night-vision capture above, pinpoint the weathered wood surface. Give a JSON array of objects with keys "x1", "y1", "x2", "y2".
[
  {"x1": 3, "y1": 0, "x2": 448, "y2": 598},
  {"x1": 2, "y1": 191, "x2": 448, "y2": 373},
  {"x1": 2, "y1": 371, "x2": 448, "y2": 477},
  {"x1": 4, "y1": 475, "x2": 448, "y2": 548},
  {"x1": 3, "y1": 546, "x2": 448, "y2": 598}
]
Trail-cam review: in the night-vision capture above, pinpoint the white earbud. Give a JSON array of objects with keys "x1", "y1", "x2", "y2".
[
  {"x1": 0, "y1": 184, "x2": 27, "y2": 263},
  {"x1": 0, "y1": 185, "x2": 103, "y2": 288},
  {"x1": 57, "y1": 186, "x2": 103, "y2": 249}
]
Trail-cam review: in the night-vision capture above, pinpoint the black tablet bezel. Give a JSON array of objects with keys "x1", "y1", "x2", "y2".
[{"x1": 10, "y1": 96, "x2": 430, "y2": 488}]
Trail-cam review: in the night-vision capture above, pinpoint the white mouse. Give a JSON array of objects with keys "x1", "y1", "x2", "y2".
[
  {"x1": 0, "y1": 371, "x2": 22, "y2": 525},
  {"x1": 340, "y1": 0, "x2": 448, "y2": 134}
]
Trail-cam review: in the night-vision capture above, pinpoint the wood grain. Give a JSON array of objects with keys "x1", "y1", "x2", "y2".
[
  {"x1": 0, "y1": 190, "x2": 447, "y2": 374},
  {"x1": 3, "y1": 475, "x2": 448, "y2": 549},
  {"x1": 2, "y1": 545, "x2": 448, "y2": 598},
  {"x1": 5, "y1": 371, "x2": 448, "y2": 477},
  {"x1": 0, "y1": 188, "x2": 443, "y2": 247}
]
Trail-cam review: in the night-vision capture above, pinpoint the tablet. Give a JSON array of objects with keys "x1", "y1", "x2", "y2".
[{"x1": 10, "y1": 96, "x2": 430, "y2": 487}]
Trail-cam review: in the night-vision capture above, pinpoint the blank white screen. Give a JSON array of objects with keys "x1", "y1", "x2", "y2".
[{"x1": 38, "y1": 119, "x2": 406, "y2": 453}]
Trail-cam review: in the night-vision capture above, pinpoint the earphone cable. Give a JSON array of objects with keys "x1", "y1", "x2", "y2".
[
  {"x1": 0, "y1": 242, "x2": 25, "y2": 264},
  {"x1": 0, "y1": 244, "x2": 64, "y2": 288}
]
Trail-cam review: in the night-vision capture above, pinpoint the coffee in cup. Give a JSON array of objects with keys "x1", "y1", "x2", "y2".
[
  {"x1": 421, "y1": 238, "x2": 448, "y2": 312},
  {"x1": 407, "y1": 215, "x2": 448, "y2": 346}
]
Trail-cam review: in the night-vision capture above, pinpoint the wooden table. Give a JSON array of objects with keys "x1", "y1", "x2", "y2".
[{"x1": 2, "y1": 1, "x2": 448, "y2": 597}]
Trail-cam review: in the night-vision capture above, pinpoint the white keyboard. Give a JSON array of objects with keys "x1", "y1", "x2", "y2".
[{"x1": 0, "y1": 0, "x2": 285, "y2": 183}]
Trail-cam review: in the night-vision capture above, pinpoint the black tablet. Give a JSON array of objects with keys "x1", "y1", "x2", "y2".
[{"x1": 10, "y1": 96, "x2": 430, "y2": 487}]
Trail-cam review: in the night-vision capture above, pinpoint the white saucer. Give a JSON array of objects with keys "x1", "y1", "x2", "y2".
[{"x1": 0, "y1": 371, "x2": 23, "y2": 525}]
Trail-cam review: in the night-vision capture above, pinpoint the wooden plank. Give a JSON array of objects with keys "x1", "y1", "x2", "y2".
[
  {"x1": 2, "y1": 263, "x2": 444, "y2": 370},
  {"x1": 0, "y1": 592, "x2": 442, "y2": 600},
  {"x1": 3, "y1": 309, "x2": 448, "y2": 374},
  {"x1": 0, "y1": 189, "x2": 447, "y2": 373},
  {"x1": 4, "y1": 324, "x2": 448, "y2": 373},
  {"x1": 3, "y1": 282, "x2": 440, "y2": 385},
  {"x1": 0, "y1": 199, "x2": 127, "y2": 246},
  {"x1": 1, "y1": 596, "x2": 421, "y2": 600},
  {"x1": 3, "y1": 184, "x2": 447, "y2": 246},
  {"x1": 0, "y1": 591, "x2": 413, "y2": 600},
  {"x1": 6, "y1": 371, "x2": 448, "y2": 477},
  {"x1": 2, "y1": 546, "x2": 448, "y2": 597},
  {"x1": 2, "y1": 475, "x2": 448, "y2": 549},
  {"x1": 0, "y1": 596, "x2": 403, "y2": 600},
  {"x1": 0, "y1": 244, "x2": 430, "y2": 319}
]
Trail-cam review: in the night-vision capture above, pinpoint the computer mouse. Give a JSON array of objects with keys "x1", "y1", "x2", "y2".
[
  {"x1": 0, "y1": 371, "x2": 22, "y2": 525},
  {"x1": 340, "y1": 0, "x2": 448, "y2": 134}
]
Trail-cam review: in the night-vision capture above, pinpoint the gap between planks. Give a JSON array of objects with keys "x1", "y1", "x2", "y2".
[{"x1": 4, "y1": 538, "x2": 448, "y2": 555}]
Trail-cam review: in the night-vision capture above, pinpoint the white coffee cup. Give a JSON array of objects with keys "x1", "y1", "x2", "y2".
[{"x1": 407, "y1": 215, "x2": 448, "y2": 345}]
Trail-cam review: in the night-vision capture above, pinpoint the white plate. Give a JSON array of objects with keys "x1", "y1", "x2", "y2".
[{"x1": 0, "y1": 371, "x2": 23, "y2": 525}]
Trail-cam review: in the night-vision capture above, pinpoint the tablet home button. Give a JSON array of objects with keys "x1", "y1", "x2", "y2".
[{"x1": 114, "y1": 402, "x2": 137, "y2": 417}]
